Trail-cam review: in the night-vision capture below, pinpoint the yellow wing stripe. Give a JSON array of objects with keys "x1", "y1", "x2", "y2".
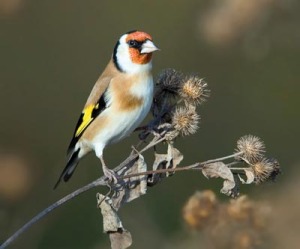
[{"x1": 75, "y1": 104, "x2": 99, "y2": 137}]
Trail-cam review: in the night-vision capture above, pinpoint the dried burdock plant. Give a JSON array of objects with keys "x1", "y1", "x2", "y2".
[
  {"x1": 171, "y1": 105, "x2": 200, "y2": 137},
  {"x1": 0, "y1": 69, "x2": 281, "y2": 249},
  {"x1": 267, "y1": 158, "x2": 281, "y2": 182},
  {"x1": 179, "y1": 76, "x2": 210, "y2": 105},
  {"x1": 164, "y1": 104, "x2": 200, "y2": 142},
  {"x1": 154, "y1": 68, "x2": 184, "y2": 103},
  {"x1": 152, "y1": 69, "x2": 184, "y2": 122},
  {"x1": 183, "y1": 191, "x2": 271, "y2": 249},
  {"x1": 236, "y1": 135, "x2": 266, "y2": 163},
  {"x1": 252, "y1": 158, "x2": 279, "y2": 184},
  {"x1": 182, "y1": 190, "x2": 218, "y2": 230}
]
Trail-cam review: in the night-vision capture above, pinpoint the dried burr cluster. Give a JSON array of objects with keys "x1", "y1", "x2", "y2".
[
  {"x1": 150, "y1": 68, "x2": 209, "y2": 140},
  {"x1": 235, "y1": 135, "x2": 281, "y2": 184},
  {"x1": 183, "y1": 190, "x2": 271, "y2": 249},
  {"x1": 140, "y1": 69, "x2": 281, "y2": 197}
]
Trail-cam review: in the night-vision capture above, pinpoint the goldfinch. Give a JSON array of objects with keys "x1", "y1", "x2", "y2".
[{"x1": 54, "y1": 30, "x2": 159, "y2": 188}]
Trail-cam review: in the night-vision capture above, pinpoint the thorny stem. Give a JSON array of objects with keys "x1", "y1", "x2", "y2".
[
  {"x1": 230, "y1": 167, "x2": 251, "y2": 171},
  {"x1": 226, "y1": 161, "x2": 240, "y2": 168},
  {"x1": 121, "y1": 163, "x2": 200, "y2": 179},
  {"x1": 121, "y1": 152, "x2": 243, "y2": 179},
  {"x1": 201, "y1": 151, "x2": 243, "y2": 165}
]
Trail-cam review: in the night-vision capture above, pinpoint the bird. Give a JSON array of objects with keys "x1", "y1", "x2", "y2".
[{"x1": 54, "y1": 30, "x2": 159, "y2": 188}]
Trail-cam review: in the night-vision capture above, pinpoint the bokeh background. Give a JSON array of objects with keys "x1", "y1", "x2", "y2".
[{"x1": 1, "y1": 0, "x2": 299, "y2": 248}]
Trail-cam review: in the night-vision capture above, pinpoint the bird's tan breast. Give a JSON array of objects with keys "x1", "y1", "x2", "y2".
[{"x1": 110, "y1": 73, "x2": 150, "y2": 111}]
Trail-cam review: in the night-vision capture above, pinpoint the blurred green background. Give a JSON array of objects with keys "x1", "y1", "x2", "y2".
[{"x1": 1, "y1": 0, "x2": 300, "y2": 248}]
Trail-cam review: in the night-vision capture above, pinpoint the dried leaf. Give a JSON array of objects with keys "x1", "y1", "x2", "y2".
[
  {"x1": 112, "y1": 154, "x2": 147, "y2": 210},
  {"x1": 147, "y1": 143, "x2": 183, "y2": 186},
  {"x1": 238, "y1": 168, "x2": 255, "y2": 184},
  {"x1": 109, "y1": 231, "x2": 132, "y2": 249},
  {"x1": 147, "y1": 152, "x2": 168, "y2": 186},
  {"x1": 202, "y1": 162, "x2": 235, "y2": 196},
  {"x1": 221, "y1": 178, "x2": 236, "y2": 197},
  {"x1": 167, "y1": 142, "x2": 184, "y2": 174},
  {"x1": 97, "y1": 194, "x2": 123, "y2": 232},
  {"x1": 97, "y1": 194, "x2": 132, "y2": 249},
  {"x1": 202, "y1": 162, "x2": 229, "y2": 179}
]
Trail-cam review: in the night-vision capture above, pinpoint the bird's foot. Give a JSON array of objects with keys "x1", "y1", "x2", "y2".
[{"x1": 103, "y1": 167, "x2": 118, "y2": 184}]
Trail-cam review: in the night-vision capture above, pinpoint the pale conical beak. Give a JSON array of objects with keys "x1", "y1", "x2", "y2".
[{"x1": 141, "y1": 40, "x2": 159, "y2": 54}]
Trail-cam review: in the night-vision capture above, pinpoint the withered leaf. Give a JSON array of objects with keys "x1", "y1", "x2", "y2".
[
  {"x1": 221, "y1": 178, "x2": 236, "y2": 197},
  {"x1": 109, "y1": 231, "x2": 132, "y2": 249},
  {"x1": 97, "y1": 194, "x2": 123, "y2": 232},
  {"x1": 148, "y1": 143, "x2": 183, "y2": 186},
  {"x1": 112, "y1": 154, "x2": 147, "y2": 210},
  {"x1": 168, "y1": 142, "x2": 184, "y2": 172},
  {"x1": 238, "y1": 168, "x2": 255, "y2": 184},
  {"x1": 97, "y1": 194, "x2": 132, "y2": 249},
  {"x1": 202, "y1": 162, "x2": 235, "y2": 196},
  {"x1": 147, "y1": 152, "x2": 168, "y2": 186}
]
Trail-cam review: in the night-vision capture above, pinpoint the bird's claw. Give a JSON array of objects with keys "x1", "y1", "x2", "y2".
[{"x1": 103, "y1": 167, "x2": 118, "y2": 185}]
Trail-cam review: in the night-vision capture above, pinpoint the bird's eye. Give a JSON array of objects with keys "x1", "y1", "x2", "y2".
[{"x1": 128, "y1": 40, "x2": 139, "y2": 48}]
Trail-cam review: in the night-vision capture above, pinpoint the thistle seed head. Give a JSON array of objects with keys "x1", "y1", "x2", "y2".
[
  {"x1": 252, "y1": 158, "x2": 278, "y2": 184},
  {"x1": 236, "y1": 135, "x2": 265, "y2": 163},
  {"x1": 179, "y1": 76, "x2": 210, "y2": 105},
  {"x1": 267, "y1": 158, "x2": 281, "y2": 182},
  {"x1": 172, "y1": 105, "x2": 200, "y2": 136},
  {"x1": 156, "y1": 68, "x2": 184, "y2": 98}
]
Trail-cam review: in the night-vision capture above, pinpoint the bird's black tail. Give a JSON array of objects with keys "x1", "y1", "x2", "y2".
[{"x1": 53, "y1": 149, "x2": 80, "y2": 189}]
